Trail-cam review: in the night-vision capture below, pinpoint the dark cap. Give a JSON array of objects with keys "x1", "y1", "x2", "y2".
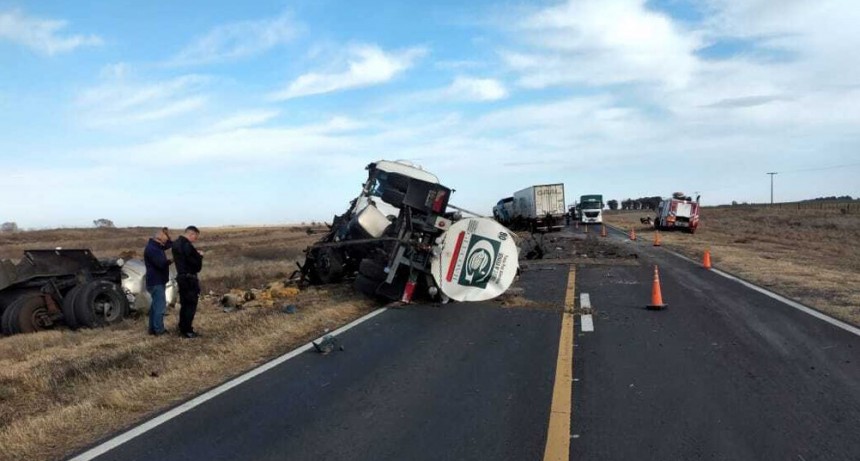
[{"x1": 185, "y1": 225, "x2": 200, "y2": 234}]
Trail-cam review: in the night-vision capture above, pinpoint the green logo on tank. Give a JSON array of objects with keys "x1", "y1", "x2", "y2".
[{"x1": 459, "y1": 235, "x2": 501, "y2": 288}]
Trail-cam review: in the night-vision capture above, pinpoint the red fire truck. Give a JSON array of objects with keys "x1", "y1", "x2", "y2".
[{"x1": 654, "y1": 193, "x2": 700, "y2": 233}]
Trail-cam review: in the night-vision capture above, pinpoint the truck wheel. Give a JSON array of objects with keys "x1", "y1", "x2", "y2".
[
  {"x1": 13, "y1": 294, "x2": 52, "y2": 334},
  {"x1": 75, "y1": 280, "x2": 129, "y2": 328},
  {"x1": 353, "y1": 274, "x2": 381, "y2": 298},
  {"x1": 1, "y1": 293, "x2": 49, "y2": 335},
  {"x1": 359, "y1": 258, "x2": 387, "y2": 281},
  {"x1": 314, "y1": 247, "x2": 344, "y2": 284},
  {"x1": 1, "y1": 296, "x2": 24, "y2": 335},
  {"x1": 62, "y1": 284, "x2": 84, "y2": 330}
]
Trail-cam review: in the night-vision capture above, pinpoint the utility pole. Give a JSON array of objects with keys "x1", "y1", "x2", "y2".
[{"x1": 767, "y1": 172, "x2": 778, "y2": 204}]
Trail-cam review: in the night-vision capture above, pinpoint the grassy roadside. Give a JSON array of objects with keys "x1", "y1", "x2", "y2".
[
  {"x1": 603, "y1": 206, "x2": 860, "y2": 326},
  {"x1": 0, "y1": 225, "x2": 381, "y2": 461},
  {"x1": 0, "y1": 286, "x2": 378, "y2": 461}
]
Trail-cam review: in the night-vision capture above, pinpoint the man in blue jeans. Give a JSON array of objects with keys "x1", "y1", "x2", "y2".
[{"x1": 144, "y1": 227, "x2": 173, "y2": 335}]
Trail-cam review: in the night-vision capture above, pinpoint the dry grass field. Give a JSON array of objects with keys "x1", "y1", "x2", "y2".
[
  {"x1": 604, "y1": 204, "x2": 860, "y2": 326},
  {"x1": 0, "y1": 225, "x2": 380, "y2": 461}
]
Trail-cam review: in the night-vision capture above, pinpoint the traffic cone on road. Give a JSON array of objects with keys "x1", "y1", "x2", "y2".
[
  {"x1": 600, "y1": 225, "x2": 607, "y2": 238},
  {"x1": 653, "y1": 231, "x2": 662, "y2": 246},
  {"x1": 703, "y1": 250, "x2": 712, "y2": 270},
  {"x1": 646, "y1": 265, "x2": 668, "y2": 310},
  {"x1": 629, "y1": 228, "x2": 637, "y2": 241}
]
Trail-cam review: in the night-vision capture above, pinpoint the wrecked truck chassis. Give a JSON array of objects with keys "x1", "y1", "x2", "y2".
[{"x1": 0, "y1": 249, "x2": 131, "y2": 336}]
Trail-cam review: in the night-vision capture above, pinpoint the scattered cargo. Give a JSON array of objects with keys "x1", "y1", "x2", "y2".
[{"x1": 299, "y1": 160, "x2": 518, "y2": 303}]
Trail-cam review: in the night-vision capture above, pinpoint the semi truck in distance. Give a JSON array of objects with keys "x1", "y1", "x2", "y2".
[
  {"x1": 510, "y1": 184, "x2": 566, "y2": 232},
  {"x1": 579, "y1": 194, "x2": 604, "y2": 224}
]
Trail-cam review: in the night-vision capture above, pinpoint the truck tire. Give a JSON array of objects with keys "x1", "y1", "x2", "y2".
[
  {"x1": 1, "y1": 297, "x2": 24, "y2": 335},
  {"x1": 354, "y1": 274, "x2": 381, "y2": 298},
  {"x1": 1, "y1": 293, "x2": 48, "y2": 335},
  {"x1": 359, "y1": 258, "x2": 387, "y2": 281},
  {"x1": 13, "y1": 294, "x2": 52, "y2": 334},
  {"x1": 75, "y1": 280, "x2": 129, "y2": 328},
  {"x1": 62, "y1": 284, "x2": 84, "y2": 330},
  {"x1": 313, "y1": 247, "x2": 344, "y2": 284}
]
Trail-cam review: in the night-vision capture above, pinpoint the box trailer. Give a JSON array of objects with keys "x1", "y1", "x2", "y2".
[{"x1": 511, "y1": 184, "x2": 566, "y2": 232}]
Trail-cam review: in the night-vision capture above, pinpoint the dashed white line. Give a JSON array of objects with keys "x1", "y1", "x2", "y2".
[{"x1": 580, "y1": 293, "x2": 595, "y2": 332}]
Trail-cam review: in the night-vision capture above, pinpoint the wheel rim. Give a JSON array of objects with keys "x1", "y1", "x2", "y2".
[
  {"x1": 18, "y1": 297, "x2": 51, "y2": 333},
  {"x1": 93, "y1": 292, "x2": 121, "y2": 323}
]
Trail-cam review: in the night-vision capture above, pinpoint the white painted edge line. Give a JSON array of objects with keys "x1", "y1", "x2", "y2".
[
  {"x1": 69, "y1": 307, "x2": 389, "y2": 461},
  {"x1": 663, "y1": 248, "x2": 860, "y2": 338},
  {"x1": 579, "y1": 293, "x2": 594, "y2": 332}
]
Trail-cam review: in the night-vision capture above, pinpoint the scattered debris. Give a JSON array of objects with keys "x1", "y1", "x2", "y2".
[
  {"x1": 312, "y1": 334, "x2": 341, "y2": 354},
  {"x1": 281, "y1": 304, "x2": 297, "y2": 314}
]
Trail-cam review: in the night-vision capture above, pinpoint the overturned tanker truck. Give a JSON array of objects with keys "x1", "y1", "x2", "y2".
[{"x1": 299, "y1": 160, "x2": 519, "y2": 303}]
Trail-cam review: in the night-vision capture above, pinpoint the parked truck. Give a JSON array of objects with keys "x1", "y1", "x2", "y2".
[
  {"x1": 509, "y1": 184, "x2": 566, "y2": 232},
  {"x1": 655, "y1": 192, "x2": 701, "y2": 233},
  {"x1": 579, "y1": 194, "x2": 604, "y2": 224},
  {"x1": 299, "y1": 160, "x2": 518, "y2": 303},
  {"x1": 492, "y1": 197, "x2": 514, "y2": 226}
]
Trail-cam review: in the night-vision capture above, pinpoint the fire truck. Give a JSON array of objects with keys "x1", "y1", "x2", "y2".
[{"x1": 654, "y1": 193, "x2": 700, "y2": 233}]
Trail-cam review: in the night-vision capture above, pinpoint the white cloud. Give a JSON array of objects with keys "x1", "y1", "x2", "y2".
[
  {"x1": 77, "y1": 74, "x2": 210, "y2": 127},
  {"x1": 208, "y1": 109, "x2": 281, "y2": 132},
  {"x1": 0, "y1": 9, "x2": 102, "y2": 55},
  {"x1": 271, "y1": 44, "x2": 426, "y2": 100},
  {"x1": 444, "y1": 76, "x2": 508, "y2": 101},
  {"x1": 504, "y1": 0, "x2": 701, "y2": 89},
  {"x1": 170, "y1": 12, "x2": 302, "y2": 65}
]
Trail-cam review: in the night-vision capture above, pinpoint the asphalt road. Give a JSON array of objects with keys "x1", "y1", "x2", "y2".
[
  {"x1": 571, "y1": 225, "x2": 860, "y2": 461},
  {"x1": 73, "y1": 224, "x2": 860, "y2": 461},
  {"x1": 82, "y1": 267, "x2": 568, "y2": 461}
]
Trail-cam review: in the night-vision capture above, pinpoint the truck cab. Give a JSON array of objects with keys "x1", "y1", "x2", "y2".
[{"x1": 579, "y1": 195, "x2": 603, "y2": 224}]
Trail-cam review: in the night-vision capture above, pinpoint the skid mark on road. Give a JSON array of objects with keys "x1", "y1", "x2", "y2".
[{"x1": 543, "y1": 266, "x2": 575, "y2": 461}]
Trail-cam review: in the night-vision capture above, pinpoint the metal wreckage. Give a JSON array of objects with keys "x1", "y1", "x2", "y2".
[{"x1": 298, "y1": 160, "x2": 519, "y2": 303}]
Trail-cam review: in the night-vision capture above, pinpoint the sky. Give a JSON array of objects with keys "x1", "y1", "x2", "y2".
[{"x1": 1, "y1": 0, "x2": 859, "y2": 228}]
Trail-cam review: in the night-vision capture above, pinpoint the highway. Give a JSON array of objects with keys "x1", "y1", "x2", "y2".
[{"x1": 72, "y1": 225, "x2": 860, "y2": 461}]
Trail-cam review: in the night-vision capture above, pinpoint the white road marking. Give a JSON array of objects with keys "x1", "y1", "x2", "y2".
[
  {"x1": 580, "y1": 293, "x2": 594, "y2": 332},
  {"x1": 663, "y1": 249, "x2": 860, "y2": 339},
  {"x1": 579, "y1": 293, "x2": 592, "y2": 309},
  {"x1": 68, "y1": 307, "x2": 390, "y2": 461},
  {"x1": 581, "y1": 315, "x2": 594, "y2": 332}
]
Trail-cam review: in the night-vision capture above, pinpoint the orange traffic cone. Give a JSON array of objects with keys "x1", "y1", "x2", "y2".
[
  {"x1": 600, "y1": 225, "x2": 607, "y2": 238},
  {"x1": 646, "y1": 265, "x2": 668, "y2": 310},
  {"x1": 653, "y1": 231, "x2": 662, "y2": 246},
  {"x1": 629, "y1": 228, "x2": 637, "y2": 241},
  {"x1": 703, "y1": 250, "x2": 712, "y2": 270}
]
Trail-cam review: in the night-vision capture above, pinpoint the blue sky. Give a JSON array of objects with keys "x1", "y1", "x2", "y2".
[{"x1": 1, "y1": 0, "x2": 858, "y2": 228}]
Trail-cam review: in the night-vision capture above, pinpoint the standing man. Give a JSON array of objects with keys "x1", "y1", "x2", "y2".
[
  {"x1": 172, "y1": 226, "x2": 203, "y2": 338},
  {"x1": 144, "y1": 227, "x2": 172, "y2": 335}
]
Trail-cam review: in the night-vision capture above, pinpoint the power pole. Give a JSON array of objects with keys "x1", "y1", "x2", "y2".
[{"x1": 767, "y1": 172, "x2": 778, "y2": 204}]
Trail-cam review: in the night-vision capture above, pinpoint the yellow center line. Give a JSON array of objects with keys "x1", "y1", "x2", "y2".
[{"x1": 543, "y1": 265, "x2": 575, "y2": 461}]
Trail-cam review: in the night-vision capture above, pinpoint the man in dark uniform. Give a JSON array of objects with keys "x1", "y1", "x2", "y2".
[
  {"x1": 143, "y1": 227, "x2": 172, "y2": 335},
  {"x1": 172, "y1": 226, "x2": 203, "y2": 338}
]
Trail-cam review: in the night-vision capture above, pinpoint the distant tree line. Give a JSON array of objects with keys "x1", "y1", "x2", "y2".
[
  {"x1": 801, "y1": 195, "x2": 856, "y2": 202},
  {"x1": 620, "y1": 196, "x2": 662, "y2": 210}
]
